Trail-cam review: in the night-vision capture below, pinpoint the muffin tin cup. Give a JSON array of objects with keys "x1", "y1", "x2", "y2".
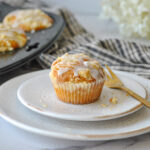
[
  {"x1": 0, "y1": 2, "x2": 65, "y2": 75},
  {"x1": 51, "y1": 80, "x2": 105, "y2": 104}
]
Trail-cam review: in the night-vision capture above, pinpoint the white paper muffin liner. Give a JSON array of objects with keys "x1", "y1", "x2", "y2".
[{"x1": 51, "y1": 79, "x2": 105, "y2": 104}]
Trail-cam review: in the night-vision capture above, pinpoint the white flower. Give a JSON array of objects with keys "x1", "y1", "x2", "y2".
[{"x1": 101, "y1": 0, "x2": 150, "y2": 38}]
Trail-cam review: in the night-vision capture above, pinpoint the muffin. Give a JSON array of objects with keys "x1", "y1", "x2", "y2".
[
  {"x1": 0, "y1": 24, "x2": 27, "y2": 52},
  {"x1": 50, "y1": 53, "x2": 105, "y2": 104},
  {"x1": 3, "y1": 9, "x2": 53, "y2": 32}
]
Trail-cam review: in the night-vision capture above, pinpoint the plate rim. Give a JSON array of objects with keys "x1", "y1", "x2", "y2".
[
  {"x1": 0, "y1": 69, "x2": 150, "y2": 141},
  {"x1": 17, "y1": 73, "x2": 146, "y2": 121}
]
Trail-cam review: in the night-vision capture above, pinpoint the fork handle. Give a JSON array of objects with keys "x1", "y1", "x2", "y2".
[{"x1": 120, "y1": 86, "x2": 150, "y2": 108}]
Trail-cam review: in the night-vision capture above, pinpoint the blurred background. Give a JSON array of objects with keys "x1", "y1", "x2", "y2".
[
  {"x1": 2, "y1": 0, "x2": 119, "y2": 39},
  {"x1": 44, "y1": 0, "x2": 119, "y2": 39},
  {"x1": 3, "y1": 0, "x2": 148, "y2": 44}
]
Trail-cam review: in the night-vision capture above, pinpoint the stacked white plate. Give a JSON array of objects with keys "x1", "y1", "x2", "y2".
[{"x1": 0, "y1": 69, "x2": 150, "y2": 141}]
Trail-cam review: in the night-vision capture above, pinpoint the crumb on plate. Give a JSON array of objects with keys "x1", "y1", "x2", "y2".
[
  {"x1": 109, "y1": 97, "x2": 118, "y2": 104},
  {"x1": 101, "y1": 104, "x2": 108, "y2": 107}
]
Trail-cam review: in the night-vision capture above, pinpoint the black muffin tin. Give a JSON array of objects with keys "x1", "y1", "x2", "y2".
[{"x1": 0, "y1": 2, "x2": 65, "y2": 75}]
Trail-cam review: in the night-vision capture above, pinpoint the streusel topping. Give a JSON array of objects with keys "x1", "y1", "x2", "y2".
[{"x1": 50, "y1": 53, "x2": 105, "y2": 83}]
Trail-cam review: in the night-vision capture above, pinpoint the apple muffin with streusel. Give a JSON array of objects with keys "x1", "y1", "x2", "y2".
[
  {"x1": 50, "y1": 53, "x2": 105, "y2": 104},
  {"x1": 0, "y1": 24, "x2": 27, "y2": 52},
  {"x1": 3, "y1": 9, "x2": 53, "y2": 32}
]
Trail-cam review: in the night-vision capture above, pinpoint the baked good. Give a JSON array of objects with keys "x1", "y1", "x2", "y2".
[
  {"x1": 0, "y1": 24, "x2": 27, "y2": 52},
  {"x1": 3, "y1": 9, "x2": 53, "y2": 32},
  {"x1": 50, "y1": 53, "x2": 105, "y2": 104}
]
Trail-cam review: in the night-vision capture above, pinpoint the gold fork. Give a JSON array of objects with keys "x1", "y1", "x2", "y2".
[{"x1": 105, "y1": 65, "x2": 150, "y2": 108}]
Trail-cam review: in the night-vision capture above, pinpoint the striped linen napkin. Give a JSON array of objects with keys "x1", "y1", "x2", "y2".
[
  {"x1": 37, "y1": 8, "x2": 150, "y2": 79},
  {"x1": 6, "y1": 0, "x2": 150, "y2": 79}
]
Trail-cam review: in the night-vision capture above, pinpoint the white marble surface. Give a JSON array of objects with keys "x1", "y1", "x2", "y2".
[
  {"x1": 1, "y1": 117, "x2": 150, "y2": 150},
  {"x1": 1, "y1": 0, "x2": 150, "y2": 149}
]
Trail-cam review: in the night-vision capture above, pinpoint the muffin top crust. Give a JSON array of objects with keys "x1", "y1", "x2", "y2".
[
  {"x1": 3, "y1": 9, "x2": 53, "y2": 32},
  {"x1": 50, "y1": 53, "x2": 105, "y2": 83},
  {"x1": 0, "y1": 24, "x2": 27, "y2": 52}
]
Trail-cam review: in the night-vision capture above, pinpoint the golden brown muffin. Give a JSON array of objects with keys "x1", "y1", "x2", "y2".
[
  {"x1": 3, "y1": 9, "x2": 53, "y2": 32},
  {"x1": 0, "y1": 24, "x2": 27, "y2": 52},
  {"x1": 50, "y1": 53, "x2": 105, "y2": 104}
]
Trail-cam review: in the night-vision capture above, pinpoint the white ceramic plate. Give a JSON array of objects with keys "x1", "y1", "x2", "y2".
[
  {"x1": 0, "y1": 70, "x2": 150, "y2": 141},
  {"x1": 17, "y1": 72, "x2": 146, "y2": 121}
]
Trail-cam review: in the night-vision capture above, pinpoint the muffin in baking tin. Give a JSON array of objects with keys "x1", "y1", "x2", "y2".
[
  {"x1": 3, "y1": 9, "x2": 53, "y2": 32},
  {"x1": 50, "y1": 53, "x2": 105, "y2": 104},
  {"x1": 0, "y1": 24, "x2": 27, "y2": 52}
]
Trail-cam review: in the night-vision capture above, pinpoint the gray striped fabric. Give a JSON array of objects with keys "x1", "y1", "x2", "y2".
[{"x1": 36, "y1": 8, "x2": 150, "y2": 79}]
